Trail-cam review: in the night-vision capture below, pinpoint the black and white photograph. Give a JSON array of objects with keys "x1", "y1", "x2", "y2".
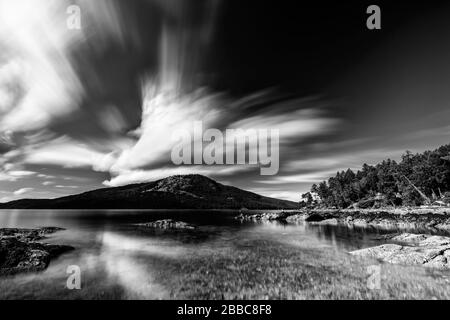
[{"x1": 1, "y1": 0, "x2": 450, "y2": 306}]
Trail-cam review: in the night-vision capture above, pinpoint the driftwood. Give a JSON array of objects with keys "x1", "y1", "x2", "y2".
[{"x1": 401, "y1": 175, "x2": 431, "y2": 204}]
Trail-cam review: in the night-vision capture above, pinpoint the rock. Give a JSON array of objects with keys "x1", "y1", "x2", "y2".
[
  {"x1": 390, "y1": 233, "x2": 429, "y2": 243},
  {"x1": 424, "y1": 255, "x2": 448, "y2": 268},
  {"x1": 235, "y1": 211, "x2": 293, "y2": 222},
  {"x1": 350, "y1": 233, "x2": 450, "y2": 269},
  {"x1": 137, "y1": 219, "x2": 196, "y2": 230},
  {"x1": 0, "y1": 228, "x2": 74, "y2": 276},
  {"x1": 0, "y1": 227, "x2": 65, "y2": 242},
  {"x1": 435, "y1": 223, "x2": 450, "y2": 230},
  {"x1": 352, "y1": 218, "x2": 370, "y2": 226},
  {"x1": 304, "y1": 213, "x2": 325, "y2": 222},
  {"x1": 0, "y1": 239, "x2": 50, "y2": 274},
  {"x1": 297, "y1": 209, "x2": 450, "y2": 231},
  {"x1": 313, "y1": 218, "x2": 339, "y2": 225},
  {"x1": 285, "y1": 214, "x2": 307, "y2": 223},
  {"x1": 415, "y1": 235, "x2": 450, "y2": 247}
]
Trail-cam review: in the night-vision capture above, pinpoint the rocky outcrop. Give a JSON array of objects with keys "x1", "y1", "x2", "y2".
[
  {"x1": 280, "y1": 210, "x2": 450, "y2": 230},
  {"x1": 235, "y1": 211, "x2": 292, "y2": 222},
  {"x1": 338, "y1": 211, "x2": 450, "y2": 229},
  {"x1": 285, "y1": 213, "x2": 307, "y2": 223},
  {"x1": 0, "y1": 227, "x2": 64, "y2": 242},
  {"x1": 304, "y1": 213, "x2": 327, "y2": 222},
  {"x1": 136, "y1": 219, "x2": 196, "y2": 230},
  {"x1": 350, "y1": 233, "x2": 450, "y2": 269},
  {"x1": 0, "y1": 228, "x2": 74, "y2": 276},
  {"x1": 235, "y1": 211, "x2": 344, "y2": 224}
]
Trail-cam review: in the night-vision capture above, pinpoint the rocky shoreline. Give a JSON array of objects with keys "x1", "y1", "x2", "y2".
[
  {"x1": 0, "y1": 227, "x2": 74, "y2": 276},
  {"x1": 236, "y1": 208, "x2": 450, "y2": 231},
  {"x1": 236, "y1": 209, "x2": 450, "y2": 269},
  {"x1": 351, "y1": 233, "x2": 450, "y2": 269}
]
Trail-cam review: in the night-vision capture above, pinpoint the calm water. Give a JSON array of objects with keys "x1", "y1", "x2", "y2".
[{"x1": 1, "y1": 210, "x2": 449, "y2": 300}]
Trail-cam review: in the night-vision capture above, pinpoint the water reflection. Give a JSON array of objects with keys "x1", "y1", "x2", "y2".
[
  {"x1": 0, "y1": 209, "x2": 447, "y2": 299},
  {"x1": 100, "y1": 231, "x2": 186, "y2": 256},
  {"x1": 97, "y1": 232, "x2": 180, "y2": 299}
]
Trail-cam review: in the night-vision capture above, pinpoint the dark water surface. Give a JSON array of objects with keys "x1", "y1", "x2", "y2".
[{"x1": 1, "y1": 210, "x2": 449, "y2": 299}]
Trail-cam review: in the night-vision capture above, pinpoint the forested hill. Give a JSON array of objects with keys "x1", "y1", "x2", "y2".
[
  {"x1": 304, "y1": 144, "x2": 450, "y2": 208},
  {"x1": 0, "y1": 174, "x2": 298, "y2": 210}
]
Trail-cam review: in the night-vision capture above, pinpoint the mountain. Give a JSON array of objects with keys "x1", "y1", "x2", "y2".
[{"x1": 0, "y1": 175, "x2": 298, "y2": 210}]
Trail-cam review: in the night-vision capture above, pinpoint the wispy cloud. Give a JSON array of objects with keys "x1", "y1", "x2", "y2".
[
  {"x1": 13, "y1": 187, "x2": 33, "y2": 196},
  {"x1": 0, "y1": 164, "x2": 35, "y2": 181},
  {"x1": 55, "y1": 185, "x2": 79, "y2": 189},
  {"x1": 1, "y1": 0, "x2": 448, "y2": 205},
  {"x1": 255, "y1": 170, "x2": 341, "y2": 185},
  {"x1": 0, "y1": 0, "x2": 84, "y2": 132},
  {"x1": 103, "y1": 165, "x2": 250, "y2": 187},
  {"x1": 22, "y1": 136, "x2": 113, "y2": 170}
]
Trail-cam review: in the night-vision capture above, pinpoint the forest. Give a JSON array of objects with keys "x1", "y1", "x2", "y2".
[{"x1": 302, "y1": 144, "x2": 450, "y2": 208}]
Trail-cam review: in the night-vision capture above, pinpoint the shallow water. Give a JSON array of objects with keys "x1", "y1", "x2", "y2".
[{"x1": 0, "y1": 210, "x2": 449, "y2": 300}]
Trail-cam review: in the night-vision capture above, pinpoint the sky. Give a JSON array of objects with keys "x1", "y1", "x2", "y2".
[{"x1": 1, "y1": 0, "x2": 450, "y2": 202}]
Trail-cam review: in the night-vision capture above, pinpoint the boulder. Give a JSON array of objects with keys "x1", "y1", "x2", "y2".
[
  {"x1": 350, "y1": 233, "x2": 450, "y2": 269},
  {"x1": 313, "y1": 218, "x2": 339, "y2": 225},
  {"x1": 285, "y1": 213, "x2": 307, "y2": 223},
  {"x1": 304, "y1": 213, "x2": 325, "y2": 222}
]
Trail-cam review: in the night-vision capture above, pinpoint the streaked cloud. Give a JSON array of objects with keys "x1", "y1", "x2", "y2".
[
  {"x1": 0, "y1": 0, "x2": 449, "y2": 205},
  {"x1": 0, "y1": 0, "x2": 84, "y2": 132},
  {"x1": 55, "y1": 185, "x2": 79, "y2": 189},
  {"x1": 13, "y1": 187, "x2": 33, "y2": 196},
  {"x1": 22, "y1": 136, "x2": 112, "y2": 169},
  {"x1": 103, "y1": 165, "x2": 251, "y2": 187}
]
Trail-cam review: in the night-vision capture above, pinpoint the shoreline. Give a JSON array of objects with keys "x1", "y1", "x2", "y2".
[
  {"x1": 0, "y1": 227, "x2": 74, "y2": 276},
  {"x1": 236, "y1": 207, "x2": 450, "y2": 231},
  {"x1": 235, "y1": 207, "x2": 450, "y2": 269}
]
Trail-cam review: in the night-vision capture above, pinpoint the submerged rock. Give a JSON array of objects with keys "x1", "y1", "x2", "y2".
[
  {"x1": 350, "y1": 233, "x2": 450, "y2": 269},
  {"x1": 137, "y1": 219, "x2": 196, "y2": 230},
  {"x1": 0, "y1": 227, "x2": 74, "y2": 276}
]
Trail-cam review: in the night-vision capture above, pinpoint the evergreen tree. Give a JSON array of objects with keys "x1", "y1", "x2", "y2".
[{"x1": 309, "y1": 144, "x2": 450, "y2": 208}]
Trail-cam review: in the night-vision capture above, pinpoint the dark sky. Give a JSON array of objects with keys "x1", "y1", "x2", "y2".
[
  {"x1": 211, "y1": 1, "x2": 445, "y2": 94},
  {"x1": 0, "y1": 0, "x2": 450, "y2": 201}
]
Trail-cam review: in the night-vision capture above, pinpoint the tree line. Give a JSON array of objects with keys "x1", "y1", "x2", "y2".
[{"x1": 302, "y1": 144, "x2": 450, "y2": 208}]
